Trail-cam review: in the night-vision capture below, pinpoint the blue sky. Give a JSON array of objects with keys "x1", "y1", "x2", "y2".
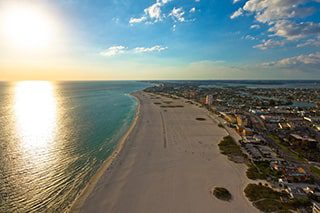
[{"x1": 0, "y1": 0, "x2": 320, "y2": 80}]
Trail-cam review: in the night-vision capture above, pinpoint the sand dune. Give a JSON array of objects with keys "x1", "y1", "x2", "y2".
[{"x1": 74, "y1": 91, "x2": 258, "y2": 213}]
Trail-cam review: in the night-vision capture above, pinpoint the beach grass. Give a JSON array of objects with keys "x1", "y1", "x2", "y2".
[
  {"x1": 212, "y1": 187, "x2": 232, "y2": 201},
  {"x1": 218, "y1": 136, "x2": 247, "y2": 163},
  {"x1": 218, "y1": 123, "x2": 224, "y2": 128},
  {"x1": 244, "y1": 184, "x2": 289, "y2": 212},
  {"x1": 244, "y1": 183, "x2": 310, "y2": 212}
]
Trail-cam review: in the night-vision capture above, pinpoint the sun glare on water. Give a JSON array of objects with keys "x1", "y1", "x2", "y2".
[
  {"x1": 1, "y1": 5, "x2": 57, "y2": 50},
  {"x1": 14, "y1": 81, "x2": 57, "y2": 150}
]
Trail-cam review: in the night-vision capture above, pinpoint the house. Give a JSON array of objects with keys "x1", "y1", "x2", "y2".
[
  {"x1": 244, "y1": 144, "x2": 276, "y2": 162},
  {"x1": 260, "y1": 115, "x2": 282, "y2": 123},
  {"x1": 270, "y1": 160, "x2": 286, "y2": 172},
  {"x1": 313, "y1": 202, "x2": 320, "y2": 213},
  {"x1": 258, "y1": 145, "x2": 275, "y2": 160},
  {"x1": 242, "y1": 127, "x2": 254, "y2": 136},
  {"x1": 284, "y1": 166, "x2": 309, "y2": 182},
  {"x1": 286, "y1": 185, "x2": 307, "y2": 199},
  {"x1": 278, "y1": 122, "x2": 292, "y2": 130},
  {"x1": 304, "y1": 186, "x2": 320, "y2": 197},
  {"x1": 241, "y1": 135, "x2": 262, "y2": 144},
  {"x1": 271, "y1": 161, "x2": 310, "y2": 182},
  {"x1": 244, "y1": 144, "x2": 263, "y2": 161},
  {"x1": 289, "y1": 134, "x2": 317, "y2": 148},
  {"x1": 220, "y1": 112, "x2": 237, "y2": 124},
  {"x1": 236, "y1": 114, "x2": 248, "y2": 127}
]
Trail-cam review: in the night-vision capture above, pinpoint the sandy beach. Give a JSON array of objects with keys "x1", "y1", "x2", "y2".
[{"x1": 72, "y1": 91, "x2": 258, "y2": 213}]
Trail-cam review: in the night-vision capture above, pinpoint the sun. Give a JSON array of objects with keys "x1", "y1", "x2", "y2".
[{"x1": 1, "y1": 5, "x2": 56, "y2": 50}]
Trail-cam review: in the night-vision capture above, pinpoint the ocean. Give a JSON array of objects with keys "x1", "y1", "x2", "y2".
[{"x1": 0, "y1": 81, "x2": 149, "y2": 212}]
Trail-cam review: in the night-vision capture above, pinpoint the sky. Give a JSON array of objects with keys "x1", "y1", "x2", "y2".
[{"x1": 0, "y1": 0, "x2": 319, "y2": 80}]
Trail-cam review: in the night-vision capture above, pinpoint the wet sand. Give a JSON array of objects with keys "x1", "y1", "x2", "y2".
[{"x1": 72, "y1": 91, "x2": 258, "y2": 213}]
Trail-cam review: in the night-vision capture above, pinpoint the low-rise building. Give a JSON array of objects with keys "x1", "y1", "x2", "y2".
[
  {"x1": 313, "y1": 202, "x2": 320, "y2": 213},
  {"x1": 289, "y1": 133, "x2": 317, "y2": 148},
  {"x1": 236, "y1": 114, "x2": 248, "y2": 127},
  {"x1": 219, "y1": 112, "x2": 237, "y2": 124},
  {"x1": 286, "y1": 185, "x2": 307, "y2": 199},
  {"x1": 244, "y1": 144, "x2": 277, "y2": 162},
  {"x1": 284, "y1": 166, "x2": 309, "y2": 183},
  {"x1": 278, "y1": 122, "x2": 292, "y2": 130}
]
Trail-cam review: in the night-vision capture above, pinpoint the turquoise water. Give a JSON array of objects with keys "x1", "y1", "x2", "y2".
[{"x1": 0, "y1": 81, "x2": 149, "y2": 212}]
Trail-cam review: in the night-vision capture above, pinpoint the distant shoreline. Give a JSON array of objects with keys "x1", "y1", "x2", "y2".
[{"x1": 69, "y1": 92, "x2": 141, "y2": 212}]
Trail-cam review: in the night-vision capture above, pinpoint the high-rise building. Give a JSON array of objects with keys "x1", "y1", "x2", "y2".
[{"x1": 205, "y1": 95, "x2": 213, "y2": 105}]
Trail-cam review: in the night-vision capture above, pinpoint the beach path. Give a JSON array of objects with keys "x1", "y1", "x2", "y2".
[{"x1": 77, "y1": 91, "x2": 258, "y2": 213}]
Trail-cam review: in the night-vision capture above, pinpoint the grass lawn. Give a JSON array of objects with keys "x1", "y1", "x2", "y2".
[
  {"x1": 268, "y1": 134, "x2": 305, "y2": 162},
  {"x1": 311, "y1": 166, "x2": 320, "y2": 177}
]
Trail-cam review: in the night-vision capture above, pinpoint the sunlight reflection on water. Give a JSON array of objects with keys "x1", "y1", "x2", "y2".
[{"x1": 14, "y1": 81, "x2": 57, "y2": 150}]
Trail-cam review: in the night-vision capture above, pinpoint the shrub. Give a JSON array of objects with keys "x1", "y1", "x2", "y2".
[{"x1": 212, "y1": 187, "x2": 232, "y2": 201}]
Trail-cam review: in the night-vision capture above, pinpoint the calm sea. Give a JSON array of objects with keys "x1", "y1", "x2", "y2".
[{"x1": 0, "y1": 81, "x2": 149, "y2": 212}]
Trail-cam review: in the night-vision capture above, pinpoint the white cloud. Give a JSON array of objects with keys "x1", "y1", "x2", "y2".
[
  {"x1": 233, "y1": 0, "x2": 242, "y2": 4},
  {"x1": 161, "y1": 0, "x2": 170, "y2": 4},
  {"x1": 169, "y1": 7, "x2": 185, "y2": 22},
  {"x1": 258, "y1": 52, "x2": 320, "y2": 75},
  {"x1": 134, "y1": 45, "x2": 168, "y2": 53},
  {"x1": 129, "y1": 0, "x2": 171, "y2": 24},
  {"x1": 100, "y1": 45, "x2": 167, "y2": 56},
  {"x1": 144, "y1": 1, "x2": 162, "y2": 20},
  {"x1": 189, "y1": 7, "x2": 196, "y2": 13},
  {"x1": 269, "y1": 21, "x2": 320, "y2": 41},
  {"x1": 243, "y1": 35, "x2": 256, "y2": 40},
  {"x1": 100, "y1": 46, "x2": 127, "y2": 56},
  {"x1": 231, "y1": 0, "x2": 320, "y2": 46},
  {"x1": 250, "y1": 24, "x2": 260, "y2": 29},
  {"x1": 129, "y1": 0, "x2": 198, "y2": 26},
  {"x1": 129, "y1": 16, "x2": 147, "y2": 24},
  {"x1": 263, "y1": 52, "x2": 320, "y2": 67},
  {"x1": 172, "y1": 24, "x2": 176, "y2": 32},
  {"x1": 230, "y1": 8, "x2": 243, "y2": 19},
  {"x1": 241, "y1": 0, "x2": 316, "y2": 23},
  {"x1": 297, "y1": 37, "x2": 320, "y2": 47},
  {"x1": 253, "y1": 39, "x2": 285, "y2": 50}
]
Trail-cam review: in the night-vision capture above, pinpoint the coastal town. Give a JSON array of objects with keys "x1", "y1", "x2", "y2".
[{"x1": 144, "y1": 81, "x2": 320, "y2": 213}]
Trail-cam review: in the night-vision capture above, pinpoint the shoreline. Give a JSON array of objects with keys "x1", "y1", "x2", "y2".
[
  {"x1": 69, "y1": 92, "x2": 140, "y2": 212},
  {"x1": 79, "y1": 91, "x2": 258, "y2": 212}
]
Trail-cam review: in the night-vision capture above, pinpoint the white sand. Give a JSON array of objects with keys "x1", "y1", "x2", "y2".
[{"x1": 73, "y1": 91, "x2": 258, "y2": 213}]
